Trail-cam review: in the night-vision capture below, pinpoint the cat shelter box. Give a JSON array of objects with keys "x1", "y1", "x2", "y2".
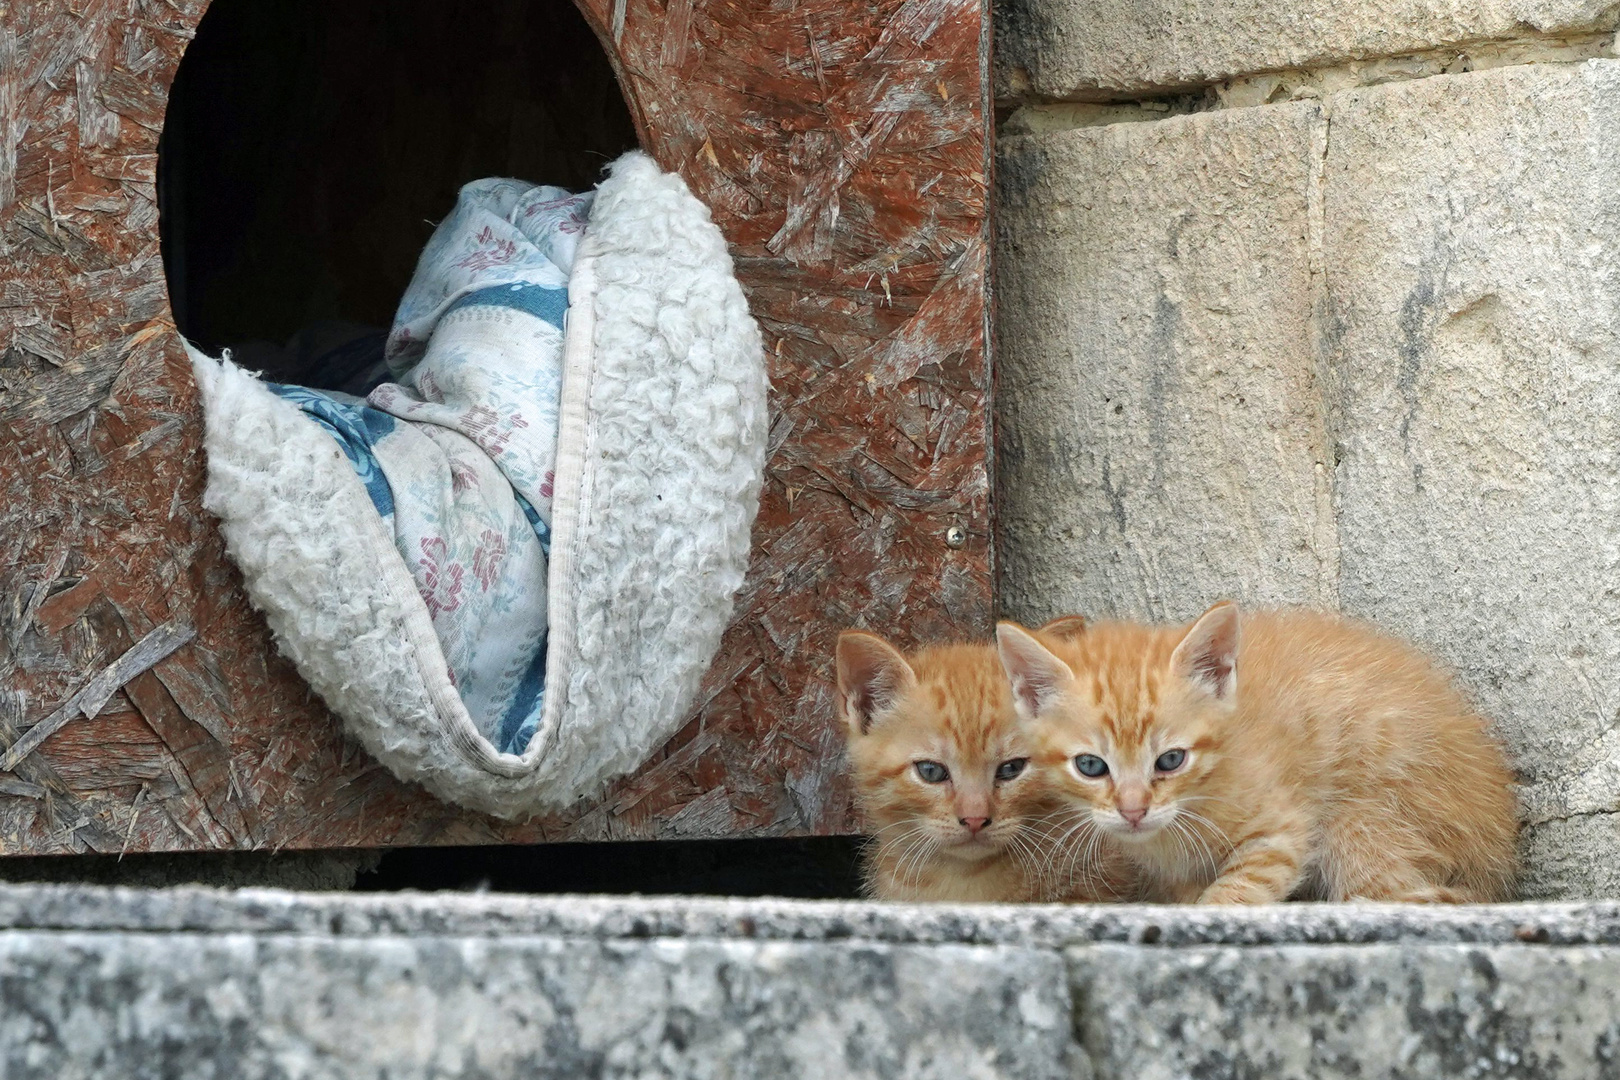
[{"x1": 0, "y1": 0, "x2": 992, "y2": 853}]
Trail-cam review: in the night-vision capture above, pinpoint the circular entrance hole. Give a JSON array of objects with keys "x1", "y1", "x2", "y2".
[{"x1": 159, "y1": 0, "x2": 640, "y2": 387}]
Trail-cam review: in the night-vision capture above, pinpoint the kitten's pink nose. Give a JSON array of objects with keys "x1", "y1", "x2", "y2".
[
  {"x1": 1116, "y1": 784, "x2": 1151, "y2": 827},
  {"x1": 959, "y1": 816, "x2": 991, "y2": 835}
]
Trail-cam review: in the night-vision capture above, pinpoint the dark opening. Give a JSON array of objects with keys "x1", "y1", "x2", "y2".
[
  {"x1": 0, "y1": 841, "x2": 874, "y2": 900},
  {"x1": 0, "y1": 838, "x2": 867, "y2": 897},
  {"x1": 159, "y1": 0, "x2": 640, "y2": 387},
  {"x1": 355, "y1": 837, "x2": 868, "y2": 898}
]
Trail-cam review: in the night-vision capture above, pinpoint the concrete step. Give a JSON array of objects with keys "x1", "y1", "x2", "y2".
[{"x1": 1, "y1": 885, "x2": 1616, "y2": 1078}]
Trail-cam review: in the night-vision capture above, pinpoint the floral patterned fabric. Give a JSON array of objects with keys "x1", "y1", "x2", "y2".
[{"x1": 266, "y1": 179, "x2": 593, "y2": 755}]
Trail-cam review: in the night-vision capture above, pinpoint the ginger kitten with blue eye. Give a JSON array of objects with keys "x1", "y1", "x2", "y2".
[
  {"x1": 997, "y1": 603, "x2": 1519, "y2": 904},
  {"x1": 837, "y1": 618, "x2": 1132, "y2": 903}
]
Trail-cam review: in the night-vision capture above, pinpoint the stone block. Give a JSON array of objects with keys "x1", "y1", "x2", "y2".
[
  {"x1": 0, "y1": 928, "x2": 1074, "y2": 1079},
  {"x1": 996, "y1": 102, "x2": 1337, "y2": 626},
  {"x1": 1324, "y1": 61, "x2": 1620, "y2": 874},
  {"x1": 995, "y1": 0, "x2": 1620, "y2": 100},
  {"x1": 1071, "y1": 941, "x2": 1620, "y2": 1077}
]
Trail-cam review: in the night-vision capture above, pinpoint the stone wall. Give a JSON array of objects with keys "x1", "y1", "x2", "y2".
[{"x1": 993, "y1": 3, "x2": 1620, "y2": 898}]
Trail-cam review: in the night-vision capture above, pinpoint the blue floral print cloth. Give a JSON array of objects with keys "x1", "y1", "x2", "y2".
[{"x1": 266, "y1": 179, "x2": 593, "y2": 755}]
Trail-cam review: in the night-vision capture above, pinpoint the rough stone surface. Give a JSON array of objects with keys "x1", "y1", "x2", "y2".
[
  {"x1": 1324, "y1": 61, "x2": 1620, "y2": 851},
  {"x1": 6, "y1": 883, "x2": 1620, "y2": 949},
  {"x1": 0, "y1": 931, "x2": 1073, "y2": 1080},
  {"x1": 995, "y1": 0, "x2": 1620, "y2": 99},
  {"x1": 3, "y1": 887, "x2": 1620, "y2": 1078},
  {"x1": 1071, "y1": 942, "x2": 1620, "y2": 1078},
  {"x1": 995, "y1": 61, "x2": 1620, "y2": 897},
  {"x1": 996, "y1": 103, "x2": 1337, "y2": 625},
  {"x1": 1518, "y1": 813, "x2": 1620, "y2": 899}
]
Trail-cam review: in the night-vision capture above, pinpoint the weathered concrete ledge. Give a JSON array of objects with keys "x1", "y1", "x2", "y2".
[
  {"x1": 5, "y1": 884, "x2": 1620, "y2": 946},
  {"x1": 4, "y1": 885, "x2": 1620, "y2": 1078}
]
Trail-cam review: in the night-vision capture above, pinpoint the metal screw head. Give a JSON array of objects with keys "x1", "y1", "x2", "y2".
[{"x1": 945, "y1": 525, "x2": 968, "y2": 549}]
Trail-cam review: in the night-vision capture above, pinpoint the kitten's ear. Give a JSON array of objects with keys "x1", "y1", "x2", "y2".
[
  {"x1": 1171, "y1": 601, "x2": 1241, "y2": 701},
  {"x1": 1037, "y1": 614, "x2": 1089, "y2": 641},
  {"x1": 996, "y1": 622, "x2": 1076, "y2": 720},
  {"x1": 836, "y1": 631, "x2": 918, "y2": 736}
]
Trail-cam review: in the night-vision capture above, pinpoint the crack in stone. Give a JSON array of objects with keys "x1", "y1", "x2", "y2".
[
  {"x1": 1533, "y1": 807, "x2": 1620, "y2": 825},
  {"x1": 1305, "y1": 99, "x2": 1342, "y2": 610},
  {"x1": 998, "y1": 30, "x2": 1616, "y2": 135}
]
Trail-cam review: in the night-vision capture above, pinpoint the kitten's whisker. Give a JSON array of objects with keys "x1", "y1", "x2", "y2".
[
  {"x1": 1180, "y1": 821, "x2": 1212, "y2": 882},
  {"x1": 1179, "y1": 810, "x2": 1229, "y2": 882},
  {"x1": 891, "y1": 835, "x2": 924, "y2": 888},
  {"x1": 1024, "y1": 823, "x2": 1083, "y2": 898},
  {"x1": 898, "y1": 831, "x2": 941, "y2": 889},
  {"x1": 879, "y1": 823, "x2": 935, "y2": 891},
  {"x1": 1049, "y1": 816, "x2": 1094, "y2": 858},
  {"x1": 1065, "y1": 825, "x2": 1099, "y2": 883},
  {"x1": 1176, "y1": 807, "x2": 1229, "y2": 841},
  {"x1": 1172, "y1": 819, "x2": 1202, "y2": 881},
  {"x1": 1176, "y1": 808, "x2": 1233, "y2": 863},
  {"x1": 1041, "y1": 810, "x2": 1098, "y2": 846},
  {"x1": 1172, "y1": 819, "x2": 1198, "y2": 880},
  {"x1": 875, "y1": 821, "x2": 929, "y2": 850},
  {"x1": 1005, "y1": 830, "x2": 1041, "y2": 892},
  {"x1": 1168, "y1": 815, "x2": 1220, "y2": 884},
  {"x1": 1049, "y1": 816, "x2": 1103, "y2": 893},
  {"x1": 872, "y1": 819, "x2": 933, "y2": 838},
  {"x1": 898, "y1": 832, "x2": 936, "y2": 887},
  {"x1": 1178, "y1": 794, "x2": 1243, "y2": 810}
]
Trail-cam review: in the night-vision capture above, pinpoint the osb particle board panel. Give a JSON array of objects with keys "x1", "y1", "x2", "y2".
[{"x1": 0, "y1": 0, "x2": 993, "y2": 854}]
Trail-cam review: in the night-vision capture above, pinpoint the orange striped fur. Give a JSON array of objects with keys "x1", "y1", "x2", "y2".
[
  {"x1": 997, "y1": 603, "x2": 1520, "y2": 904},
  {"x1": 837, "y1": 623, "x2": 1133, "y2": 902}
]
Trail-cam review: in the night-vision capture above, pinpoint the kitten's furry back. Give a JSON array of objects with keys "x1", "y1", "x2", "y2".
[{"x1": 1001, "y1": 605, "x2": 1519, "y2": 904}]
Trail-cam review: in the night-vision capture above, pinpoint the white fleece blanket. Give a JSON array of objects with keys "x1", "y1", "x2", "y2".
[{"x1": 190, "y1": 153, "x2": 767, "y2": 817}]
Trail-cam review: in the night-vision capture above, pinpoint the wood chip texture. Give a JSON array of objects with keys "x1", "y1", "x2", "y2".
[{"x1": 0, "y1": 0, "x2": 992, "y2": 853}]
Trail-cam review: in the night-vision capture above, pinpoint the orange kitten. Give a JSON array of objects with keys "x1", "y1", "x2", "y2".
[
  {"x1": 996, "y1": 603, "x2": 1519, "y2": 904},
  {"x1": 837, "y1": 620, "x2": 1131, "y2": 902}
]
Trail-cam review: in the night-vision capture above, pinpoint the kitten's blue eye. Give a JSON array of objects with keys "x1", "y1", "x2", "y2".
[
  {"x1": 915, "y1": 760, "x2": 949, "y2": 783},
  {"x1": 1074, "y1": 754, "x2": 1109, "y2": 778},
  {"x1": 995, "y1": 758, "x2": 1027, "y2": 782},
  {"x1": 1155, "y1": 749, "x2": 1187, "y2": 772}
]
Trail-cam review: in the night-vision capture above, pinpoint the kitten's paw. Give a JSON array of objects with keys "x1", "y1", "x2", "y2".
[
  {"x1": 1340, "y1": 880, "x2": 1475, "y2": 904},
  {"x1": 1382, "y1": 885, "x2": 1471, "y2": 904},
  {"x1": 1157, "y1": 881, "x2": 1207, "y2": 904},
  {"x1": 1196, "y1": 881, "x2": 1286, "y2": 905}
]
